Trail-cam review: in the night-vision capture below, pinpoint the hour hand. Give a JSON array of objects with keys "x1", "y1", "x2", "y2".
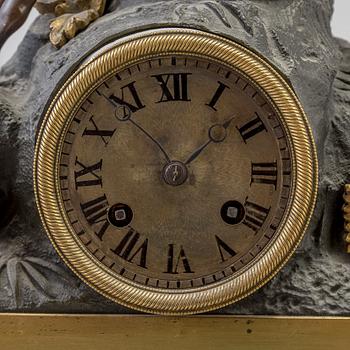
[{"x1": 185, "y1": 116, "x2": 234, "y2": 165}]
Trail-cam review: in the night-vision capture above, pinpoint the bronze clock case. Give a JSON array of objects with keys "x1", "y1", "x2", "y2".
[{"x1": 34, "y1": 28, "x2": 318, "y2": 315}]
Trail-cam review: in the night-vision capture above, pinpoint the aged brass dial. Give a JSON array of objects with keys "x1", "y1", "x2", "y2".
[{"x1": 34, "y1": 28, "x2": 318, "y2": 314}]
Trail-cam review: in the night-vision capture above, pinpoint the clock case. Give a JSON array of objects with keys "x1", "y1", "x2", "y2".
[{"x1": 34, "y1": 27, "x2": 317, "y2": 314}]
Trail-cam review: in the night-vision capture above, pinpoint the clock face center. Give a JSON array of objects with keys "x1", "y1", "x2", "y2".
[{"x1": 162, "y1": 161, "x2": 188, "y2": 186}]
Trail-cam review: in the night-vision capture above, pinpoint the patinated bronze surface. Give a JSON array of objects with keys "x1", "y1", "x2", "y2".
[{"x1": 344, "y1": 185, "x2": 350, "y2": 252}]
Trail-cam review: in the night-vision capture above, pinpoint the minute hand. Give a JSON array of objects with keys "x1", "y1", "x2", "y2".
[
  {"x1": 129, "y1": 119, "x2": 171, "y2": 163},
  {"x1": 103, "y1": 94, "x2": 171, "y2": 163},
  {"x1": 184, "y1": 116, "x2": 234, "y2": 165}
]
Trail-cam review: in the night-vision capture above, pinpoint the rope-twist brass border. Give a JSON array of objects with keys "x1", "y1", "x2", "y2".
[{"x1": 34, "y1": 28, "x2": 318, "y2": 315}]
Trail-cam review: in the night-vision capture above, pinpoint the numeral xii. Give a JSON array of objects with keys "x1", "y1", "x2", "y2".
[{"x1": 153, "y1": 73, "x2": 191, "y2": 102}]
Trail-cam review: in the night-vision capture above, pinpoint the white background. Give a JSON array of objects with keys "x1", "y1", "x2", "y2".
[{"x1": 0, "y1": 0, "x2": 349, "y2": 67}]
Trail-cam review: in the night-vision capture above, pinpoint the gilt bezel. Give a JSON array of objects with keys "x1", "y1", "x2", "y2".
[{"x1": 34, "y1": 28, "x2": 318, "y2": 315}]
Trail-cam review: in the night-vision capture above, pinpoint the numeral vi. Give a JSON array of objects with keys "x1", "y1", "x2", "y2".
[{"x1": 164, "y1": 244, "x2": 193, "y2": 274}]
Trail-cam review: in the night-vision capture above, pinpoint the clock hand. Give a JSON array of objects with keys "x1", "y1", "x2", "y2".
[
  {"x1": 184, "y1": 140, "x2": 212, "y2": 165},
  {"x1": 129, "y1": 119, "x2": 171, "y2": 163},
  {"x1": 185, "y1": 116, "x2": 234, "y2": 165},
  {"x1": 222, "y1": 116, "x2": 235, "y2": 129},
  {"x1": 103, "y1": 94, "x2": 171, "y2": 163}
]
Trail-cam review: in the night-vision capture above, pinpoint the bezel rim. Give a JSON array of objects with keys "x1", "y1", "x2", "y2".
[{"x1": 33, "y1": 27, "x2": 318, "y2": 315}]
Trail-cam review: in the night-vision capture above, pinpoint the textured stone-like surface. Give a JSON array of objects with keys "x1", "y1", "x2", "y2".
[{"x1": 0, "y1": 0, "x2": 349, "y2": 315}]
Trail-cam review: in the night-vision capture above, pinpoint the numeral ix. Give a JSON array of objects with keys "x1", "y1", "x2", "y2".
[{"x1": 75, "y1": 157, "x2": 103, "y2": 189}]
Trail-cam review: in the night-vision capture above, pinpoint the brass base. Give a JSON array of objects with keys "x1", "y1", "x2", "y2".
[{"x1": 0, "y1": 314, "x2": 349, "y2": 350}]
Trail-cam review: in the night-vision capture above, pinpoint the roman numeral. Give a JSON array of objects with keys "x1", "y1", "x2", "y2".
[
  {"x1": 215, "y1": 235, "x2": 236, "y2": 262},
  {"x1": 251, "y1": 162, "x2": 278, "y2": 189},
  {"x1": 164, "y1": 244, "x2": 193, "y2": 274},
  {"x1": 83, "y1": 116, "x2": 116, "y2": 146},
  {"x1": 111, "y1": 228, "x2": 148, "y2": 268},
  {"x1": 237, "y1": 113, "x2": 267, "y2": 142},
  {"x1": 152, "y1": 73, "x2": 191, "y2": 102},
  {"x1": 80, "y1": 195, "x2": 109, "y2": 240},
  {"x1": 206, "y1": 81, "x2": 229, "y2": 111},
  {"x1": 74, "y1": 158, "x2": 102, "y2": 189},
  {"x1": 243, "y1": 201, "x2": 270, "y2": 233},
  {"x1": 109, "y1": 81, "x2": 145, "y2": 112}
]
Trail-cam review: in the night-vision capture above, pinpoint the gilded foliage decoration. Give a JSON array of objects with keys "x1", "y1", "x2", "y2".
[{"x1": 35, "y1": 0, "x2": 106, "y2": 48}]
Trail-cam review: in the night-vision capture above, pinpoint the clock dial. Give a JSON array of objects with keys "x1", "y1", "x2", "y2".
[{"x1": 59, "y1": 56, "x2": 291, "y2": 289}]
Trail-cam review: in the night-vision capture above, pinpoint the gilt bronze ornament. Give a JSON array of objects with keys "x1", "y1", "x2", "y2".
[
  {"x1": 35, "y1": 0, "x2": 106, "y2": 48},
  {"x1": 0, "y1": 0, "x2": 105, "y2": 49}
]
